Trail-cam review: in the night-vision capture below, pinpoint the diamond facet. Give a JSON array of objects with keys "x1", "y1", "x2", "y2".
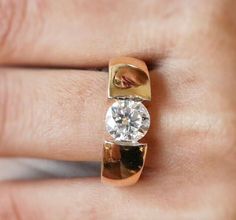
[{"x1": 105, "y1": 100, "x2": 150, "y2": 142}]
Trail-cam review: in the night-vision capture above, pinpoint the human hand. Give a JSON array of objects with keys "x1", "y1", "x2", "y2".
[{"x1": 0, "y1": 0, "x2": 236, "y2": 219}]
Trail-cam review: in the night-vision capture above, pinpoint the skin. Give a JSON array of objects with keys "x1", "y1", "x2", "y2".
[{"x1": 0, "y1": 0, "x2": 236, "y2": 219}]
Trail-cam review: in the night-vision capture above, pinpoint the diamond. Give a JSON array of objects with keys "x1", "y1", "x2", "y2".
[{"x1": 105, "y1": 99, "x2": 150, "y2": 142}]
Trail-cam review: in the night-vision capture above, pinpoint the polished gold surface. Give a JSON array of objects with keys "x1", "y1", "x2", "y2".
[
  {"x1": 108, "y1": 57, "x2": 151, "y2": 100},
  {"x1": 102, "y1": 57, "x2": 151, "y2": 186},
  {"x1": 101, "y1": 141, "x2": 147, "y2": 187}
]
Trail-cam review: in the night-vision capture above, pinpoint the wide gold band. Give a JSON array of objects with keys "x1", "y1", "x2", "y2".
[
  {"x1": 108, "y1": 57, "x2": 151, "y2": 100},
  {"x1": 102, "y1": 141, "x2": 147, "y2": 187},
  {"x1": 102, "y1": 57, "x2": 151, "y2": 186}
]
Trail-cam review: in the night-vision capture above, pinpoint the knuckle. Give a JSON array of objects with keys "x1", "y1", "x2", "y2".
[
  {"x1": 0, "y1": 70, "x2": 8, "y2": 147},
  {"x1": 0, "y1": 70, "x2": 25, "y2": 151},
  {"x1": 0, "y1": 0, "x2": 44, "y2": 59},
  {"x1": 0, "y1": 187, "x2": 23, "y2": 220},
  {"x1": 220, "y1": 116, "x2": 236, "y2": 160},
  {"x1": 0, "y1": 0, "x2": 23, "y2": 51}
]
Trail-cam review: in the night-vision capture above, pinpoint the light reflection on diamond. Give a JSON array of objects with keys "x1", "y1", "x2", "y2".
[{"x1": 105, "y1": 100, "x2": 150, "y2": 142}]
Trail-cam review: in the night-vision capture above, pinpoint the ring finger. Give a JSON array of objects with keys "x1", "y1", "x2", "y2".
[{"x1": 0, "y1": 67, "x2": 108, "y2": 161}]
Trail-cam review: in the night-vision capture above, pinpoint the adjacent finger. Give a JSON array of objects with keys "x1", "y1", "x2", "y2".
[
  {"x1": 0, "y1": 178, "x2": 150, "y2": 220},
  {"x1": 1, "y1": 175, "x2": 235, "y2": 220},
  {"x1": 0, "y1": 0, "x2": 177, "y2": 67},
  {"x1": 0, "y1": 67, "x2": 108, "y2": 161}
]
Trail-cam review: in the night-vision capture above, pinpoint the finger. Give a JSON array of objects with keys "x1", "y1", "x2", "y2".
[
  {"x1": 0, "y1": 0, "x2": 177, "y2": 67},
  {"x1": 0, "y1": 67, "x2": 108, "y2": 161},
  {"x1": 0, "y1": 178, "x2": 150, "y2": 220},
  {"x1": 1, "y1": 175, "x2": 235, "y2": 220}
]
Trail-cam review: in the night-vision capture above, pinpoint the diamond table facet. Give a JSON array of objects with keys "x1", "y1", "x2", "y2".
[{"x1": 105, "y1": 100, "x2": 150, "y2": 142}]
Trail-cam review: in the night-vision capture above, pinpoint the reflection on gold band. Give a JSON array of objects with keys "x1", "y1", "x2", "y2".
[
  {"x1": 113, "y1": 65, "x2": 149, "y2": 88},
  {"x1": 102, "y1": 141, "x2": 147, "y2": 187},
  {"x1": 108, "y1": 57, "x2": 151, "y2": 100},
  {"x1": 102, "y1": 57, "x2": 151, "y2": 186}
]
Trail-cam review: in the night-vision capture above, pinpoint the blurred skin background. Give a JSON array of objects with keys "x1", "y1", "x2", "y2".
[{"x1": 0, "y1": 0, "x2": 236, "y2": 219}]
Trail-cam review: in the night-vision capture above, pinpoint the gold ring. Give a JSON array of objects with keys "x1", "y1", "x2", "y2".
[{"x1": 101, "y1": 57, "x2": 151, "y2": 187}]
